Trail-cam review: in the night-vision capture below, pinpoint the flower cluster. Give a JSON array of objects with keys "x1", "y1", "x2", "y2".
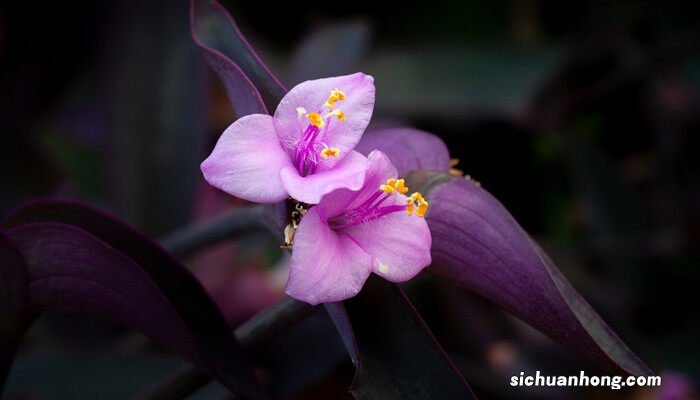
[{"x1": 201, "y1": 73, "x2": 432, "y2": 304}]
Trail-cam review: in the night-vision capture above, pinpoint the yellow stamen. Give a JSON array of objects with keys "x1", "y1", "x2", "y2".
[
  {"x1": 380, "y1": 178, "x2": 398, "y2": 194},
  {"x1": 416, "y1": 201, "x2": 429, "y2": 217},
  {"x1": 306, "y1": 112, "x2": 324, "y2": 128},
  {"x1": 380, "y1": 184, "x2": 395, "y2": 194},
  {"x1": 324, "y1": 88, "x2": 347, "y2": 109},
  {"x1": 406, "y1": 199, "x2": 415, "y2": 215},
  {"x1": 332, "y1": 89, "x2": 346, "y2": 101},
  {"x1": 379, "y1": 177, "x2": 425, "y2": 215},
  {"x1": 332, "y1": 109, "x2": 345, "y2": 121},
  {"x1": 324, "y1": 109, "x2": 345, "y2": 121},
  {"x1": 406, "y1": 191, "x2": 428, "y2": 217},
  {"x1": 449, "y1": 158, "x2": 464, "y2": 176},
  {"x1": 321, "y1": 146, "x2": 340, "y2": 159},
  {"x1": 395, "y1": 179, "x2": 408, "y2": 194}
]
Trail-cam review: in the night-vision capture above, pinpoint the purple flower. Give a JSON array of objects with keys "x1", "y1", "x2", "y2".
[
  {"x1": 285, "y1": 151, "x2": 432, "y2": 304},
  {"x1": 201, "y1": 73, "x2": 375, "y2": 204}
]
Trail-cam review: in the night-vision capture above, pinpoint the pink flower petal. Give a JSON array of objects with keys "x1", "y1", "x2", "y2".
[
  {"x1": 340, "y1": 151, "x2": 432, "y2": 282},
  {"x1": 274, "y1": 73, "x2": 375, "y2": 157},
  {"x1": 280, "y1": 150, "x2": 368, "y2": 204},
  {"x1": 315, "y1": 150, "x2": 397, "y2": 218},
  {"x1": 344, "y1": 195, "x2": 432, "y2": 282},
  {"x1": 201, "y1": 114, "x2": 292, "y2": 203},
  {"x1": 285, "y1": 207, "x2": 372, "y2": 305}
]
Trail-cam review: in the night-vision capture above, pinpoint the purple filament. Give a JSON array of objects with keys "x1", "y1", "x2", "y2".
[
  {"x1": 293, "y1": 116, "x2": 334, "y2": 176},
  {"x1": 330, "y1": 191, "x2": 406, "y2": 230}
]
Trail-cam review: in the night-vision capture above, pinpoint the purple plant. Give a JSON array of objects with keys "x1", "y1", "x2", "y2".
[{"x1": 0, "y1": 1, "x2": 655, "y2": 399}]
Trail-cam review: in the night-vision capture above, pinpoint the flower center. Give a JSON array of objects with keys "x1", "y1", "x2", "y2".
[
  {"x1": 329, "y1": 178, "x2": 428, "y2": 231},
  {"x1": 292, "y1": 89, "x2": 346, "y2": 176}
]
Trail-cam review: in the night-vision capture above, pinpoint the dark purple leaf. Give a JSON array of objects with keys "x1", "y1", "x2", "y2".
[
  {"x1": 191, "y1": 0, "x2": 286, "y2": 113},
  {"x1": 355, "y1": 128, "x2": 451, "y2": 176},
  {"x1": 0, "y1": 234, "x2": 29, "y2": 392},
  {"x1": 410, "y1": 172, "x2": 652, "y2": 376},
  {"x1": 2, "y1": 199, "x2": 263, "y2": 398},
  {"x1": 190, "y1": 2, "x2": 265, "y2": 116},
  {"x1": 326, "y1": 275, "x2": 476, "y2": 400},
  {"x1": 289, "y1": 19, "x2": 373, "y2": 84},
  {"x1": 191, "y1": 0, "x2": 290, "y2": 237}
]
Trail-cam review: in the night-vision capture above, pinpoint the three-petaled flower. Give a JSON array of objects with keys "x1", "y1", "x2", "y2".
[
  {"x1": 201, "y1": 73, "x2": 375, "y2": 204},
  {"x1": 285, "y1": 151, "x2": 432, "y2": 305},
  {"x1": 201, "y1": 73, "x2": 433, "y2": 304}
]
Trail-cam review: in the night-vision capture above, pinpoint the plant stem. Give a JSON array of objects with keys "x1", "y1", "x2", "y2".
[
  {"x1": 132, "y1": 296, "x2": 314, "y2": 400},
  {"x1": 158, "y1": 205, "x2": 269, "y2": 257}
]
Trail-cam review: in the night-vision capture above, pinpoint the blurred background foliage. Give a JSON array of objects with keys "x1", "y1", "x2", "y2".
[{"x1": 0, "y1": 0, "x2": 698, "y2": 398}]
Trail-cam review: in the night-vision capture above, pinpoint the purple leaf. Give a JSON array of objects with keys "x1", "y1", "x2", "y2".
[
  {"x1": 355, "y1": 128, "x2": 451, "y2": 176},
  {"x1": 0, "y1": 234, "x2": 29, "y2": 392},
  {"x1": 191, "y1": 0, "x2": 286, "y2": 114},
  {"x1": 190, "y1": 3, "x2": 265, "y2": 117},
  {"x1": 412, "y1": 172, "x2": 652, "y2": 376},
  {"x1": 325, "y1": 276, "x2": 476, "y2": 399},
  {"x1": 2, "y1": 199, "x2": 264, "y2": 398}
]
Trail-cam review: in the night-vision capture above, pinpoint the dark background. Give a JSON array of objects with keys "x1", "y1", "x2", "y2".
[{"x1": 0, "y1": 1, "x2": 698, "y2": 399}]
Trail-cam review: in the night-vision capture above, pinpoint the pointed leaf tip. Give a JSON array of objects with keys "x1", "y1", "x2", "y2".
[{"x1": 191, "y1": 0, "x2": 286, "y2": 114}]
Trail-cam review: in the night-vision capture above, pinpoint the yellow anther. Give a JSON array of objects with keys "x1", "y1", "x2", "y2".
[
  {"x1": 296, "y1": 107, "x2": 307, "y2": 119},
  {"x1": 416, "y1": 201, "x2": 429, "y2": 217},
  {"x1": 380, "y1": 177, "x2": 412, "y2": 197},
  {"x1": 332, "y1": 89, "x2": 346, "y2": 101},
  {"x1": 406, "y1": 191, "x2": 428, "y2": 217},
  {"x1": 395, "y1": 179, "x2": 408, "y2": 194},
  {"x1": 306, "y1": 112, "x2": 324, "y2": 128},
  {"x1": 321, "y1": 146, "x2": 340, "y2": 159},
  {"x1": 324, "y1": 88, "x2": 347, "y2": 109},
  {"x1": 380, "y1": 178, "x2": 399, "y2": 194},
  {"x1": 325, "y1": 109, "x2": 345, "y2": 121},
  {"x1": 332, "y1": 109, "x2": 345, "y2": 121},
  {"x1": 406, "y1": 199, "x2": 415, "y2": 216}
]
